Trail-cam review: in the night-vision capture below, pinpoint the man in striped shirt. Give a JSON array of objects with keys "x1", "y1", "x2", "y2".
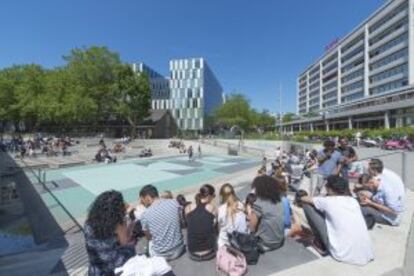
[{"x1": 140, "y1": 185, "x2": 185, "y2": 260}]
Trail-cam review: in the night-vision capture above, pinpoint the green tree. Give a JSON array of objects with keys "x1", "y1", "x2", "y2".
[
  {"x1": 214, "y1": 94, "x2": 253, "y2": 130},
  {"x1": 63, "y1": 46, "x2": 122, "y2": 122},
  {"x1": 113, "y1": 64, "x2": 151, "y2": 137},
  {"x1": 0, "y1": 67, "x2": 20, "y2": 125},
  {"x1": 256, "y1": 109, "x2": 276, "y2": 130},
  {"x1": 43, "y1": 68, "x2": 98, "y2": 125},
  {"x1": 10, "y1": 64, "x2": 48, "y2": 130},
  {"x1": 282, "y1": 112, "x2": 296, "y2": 123}
]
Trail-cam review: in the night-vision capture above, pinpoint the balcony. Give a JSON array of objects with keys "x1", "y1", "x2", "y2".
[
  {"x1": 369, "y1": 9, "x2": 408, "y2": 39},
  {"x1": 341, "y1": 51, "x2": 364, "y2": 68},
  {"x1": 370, "y1": 72, "x2": 407, "y2": 89},
  {"x1": 342, "y1": 62, "x2": 364, "y2": 77},
  {"x1": 342, "y1": 74, "x2": 364, "y2": 87},
  {"x1": 370, "y1": 55, "x2": 408, "y2": 76},
  {"x1": 370, "y1": 24, "x2": 408, "y2": 52},
  {"x1": 342, "y1": 39, "x2": 364, "y2": 57},
  {"x1": 370, "y1": 40, "x2": 408, "y2": 63}
]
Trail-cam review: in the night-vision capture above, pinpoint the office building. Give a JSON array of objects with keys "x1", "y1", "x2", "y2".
[
  {"x1": 133, "y1": 58, "x2": 223, "y2": 131},
  {"x1": 290, "y1": 0, "x2": 414, "y2": 131},
  {"x1": 168, "y1": 58, "x2": 223, "y2": 130},
  {"x1": 132, "y1": 62, "x2": 170, "y2": 102}
]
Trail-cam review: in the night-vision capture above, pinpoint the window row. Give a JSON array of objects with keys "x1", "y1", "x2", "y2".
[
  {"x1": 342, "y1": 34, "x2": 364, "y2": 53},
  {"x1": 370, "y1": 63, "x2": 407, "y2": 83},
  {"x1": 342, "y1": 57, "x2": 364, "y2": 73},
  {"x1": 370, "y1": 78, "x2": 408, "y2": 95},
  {"x1": 342, "y1": 68, "x2": 364, "y2": 84},
  {"x1": 309, "y1": 81, "x2": 320, "y2": 91},
  {"x1": 369, "y1": 2, "x2": 408, "y2": 34},
  {"x1": 171, "y1": 88, "x2": 202, "y2": 99},
  {"x1": 170, "y1": 79, "x2": 202, "y2": 89},
  {"x1": 370, "y1": 47, "x2": 407, "y2": 70},
  {"x1": 341, "y1": 91, "x2": 364, "y2": 103},
  {"x1": 171, "y1": 59, "x2": 202, "y2": 70},
  {"x1": 341, "y1": 45, "x2": 364, "y2": 63},
  {"x1": 323, "y1": 80, "x2": 337, "y2": 92},
  {"x1": 369, "y1": 18, "x2": 407, "y2": 46},
  {"x1": 342, "y1": 80, "x2": 363, "y2": 94},
  {"x1": 370, "y1": 32, "x2": 407, "y2": 59},
  {"x1": 323, "y1": 91, "x2": 337, "y2": 101},
  {"x1": 171, "y1": 69, "x2": 201, "y2": 80}
]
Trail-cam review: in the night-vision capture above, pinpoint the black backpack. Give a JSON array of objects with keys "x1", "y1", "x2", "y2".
[{"x1": 228, "y1": 231, "x2": 261, "y2": 265}]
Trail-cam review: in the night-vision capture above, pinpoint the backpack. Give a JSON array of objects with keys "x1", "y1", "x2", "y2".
[
  {"x1": 216, "y1": 245, "x2": 247, "y2": 276},
  {"x1": 228, "y1": 231, "x2": 261, "y2": 265}
]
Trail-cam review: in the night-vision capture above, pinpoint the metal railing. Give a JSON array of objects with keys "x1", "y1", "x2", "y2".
[
  {"x1": 21, "y1": 159, "x2": 84, "y2": 233},
  {"x1": 200, "y1": 139, "x2": 265, "y2": 157}
]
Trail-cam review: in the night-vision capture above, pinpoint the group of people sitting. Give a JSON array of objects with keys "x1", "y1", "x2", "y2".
[
  {"x1": 0, "y1": 135, "x2": 75, "y2": 158},
  {"x1": 83, "y1": 138, "x2": 406, "y2": 275},
  {"x1": 139, "y1": 148, "x2": 153, "y2": 158},
  {"x1": 84, "y1": 176, "x2": 289, "y2": 275},
  {"x1": 168, "y1": 140, "x2": 187, "y2": 154},
  {"x1": 94, "y1": 139, "x2": 117, "y2": 163}
]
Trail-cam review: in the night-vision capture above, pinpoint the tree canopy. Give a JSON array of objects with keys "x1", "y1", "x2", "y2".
[
  {"x1": 211, "y1": 93, "x2": 275, "y2": 131},
  {"x1": 0, "y1": 46, "x2": 151, "y2": 134}
]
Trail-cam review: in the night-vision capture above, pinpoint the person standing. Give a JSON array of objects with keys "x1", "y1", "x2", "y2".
[
  {"x1": 337, "y1": 137, "x2": 358, "y2": 180},
  {"x1": 355, "y1": 131, "x2": 362, "y2": 148},
  {"x1": 198, "y1": 145, "x2": 202, "y2": 158},
  {"x1": 315, "y1": 140, "x2": 342, "y2": 194},
  {"x1": 188, "y1": 146, "x2": 193, "y2": 162}
]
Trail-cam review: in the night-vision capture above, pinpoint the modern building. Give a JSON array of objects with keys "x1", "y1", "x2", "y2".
[
  {"x1": 133, "y1": 58, "x2": 223, "y2": 131},
  {"x1": 132, "y1": 62, "x2": 170, "y2": 102},
  {"x1": 168, "y1": 58, "x2": 223, "y2": 130},
  {"x1": 291, "y1": 0, "x2": 414, "y2": 131}
]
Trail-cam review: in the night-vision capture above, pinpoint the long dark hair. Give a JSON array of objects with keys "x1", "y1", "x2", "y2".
[
  {"x1": 251, "y1": 175, "x2": 281, "y2": 203},
  {"x1": 195, "y1": 184, "x2": 215, "y2": 205},
  {"x1": 86, "y1": 190, "x2": 126, "y2": 240}
]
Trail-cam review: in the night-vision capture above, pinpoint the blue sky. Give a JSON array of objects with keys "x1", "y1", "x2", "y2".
[{"x1": 0, "y1": 0, "x2": 384, "y2": 113}]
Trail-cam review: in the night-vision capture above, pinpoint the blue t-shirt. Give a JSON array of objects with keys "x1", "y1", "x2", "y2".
[
  {"x1": 317, "y1": 149, "x2": 343, "y2": 178},
  {"x1": 281, "y1": 196, "x2": 291, "y2": 229}
]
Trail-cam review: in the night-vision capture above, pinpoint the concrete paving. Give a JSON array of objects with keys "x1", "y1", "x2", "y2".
[{"x1": 1, "y1": 139, "x2": 413, "y2": 276}]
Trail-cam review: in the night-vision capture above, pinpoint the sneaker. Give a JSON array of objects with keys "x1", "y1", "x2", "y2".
[{"x1": 311, "y1": 238, "x2": 329, "y2": 256}]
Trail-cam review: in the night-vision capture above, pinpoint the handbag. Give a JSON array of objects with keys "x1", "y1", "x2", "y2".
[
  {"x1": 216, "y1": 245, "x2": 247, "y2": 276},
  {"x1": 228, "y1": 231, "x2": 261, "y2": 265}
]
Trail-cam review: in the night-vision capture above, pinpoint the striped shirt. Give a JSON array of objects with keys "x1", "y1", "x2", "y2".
[{"x1": 141, "y1": 199, "x2": 183, "y2": 254}]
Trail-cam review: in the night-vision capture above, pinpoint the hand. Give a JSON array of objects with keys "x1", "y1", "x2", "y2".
[{"x1": 359, "y1": 196, "x2": 372, "y2": 206}]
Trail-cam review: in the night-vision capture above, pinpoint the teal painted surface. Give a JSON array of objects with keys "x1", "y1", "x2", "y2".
[{"x1": 32, "y1": 155, "x2": 259, "y2": 226}]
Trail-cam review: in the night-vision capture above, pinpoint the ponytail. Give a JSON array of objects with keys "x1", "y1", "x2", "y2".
[{"x1": 195, "y1": 184, "x2": 215, "y2": 206}]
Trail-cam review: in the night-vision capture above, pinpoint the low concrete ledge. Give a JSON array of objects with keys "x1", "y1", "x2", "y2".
[{"x1": 270, "y1": 190, "x2": 414, "y2": 276}]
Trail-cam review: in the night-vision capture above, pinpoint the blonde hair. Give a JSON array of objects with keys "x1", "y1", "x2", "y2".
[
  {"x1": 219, "y1": 183, "x2": 240, "y2": 224},
  {"x1": 161, "y1": 190, "x2": 173, "y2": 199}
]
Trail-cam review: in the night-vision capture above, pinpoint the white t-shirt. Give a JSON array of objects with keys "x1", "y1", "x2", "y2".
[
  {"x1": 114, "y1": 255, "x2": 171, "y2": 276},
  {"x1": 218, "y1": 202, "x2": 248, "y2": 248},
  {"x1": 314, "y1": 196, "x2": 374, "y2": 265},
  {"x1": 373, "y1": 168, "x2": 405, "y2": 225}
]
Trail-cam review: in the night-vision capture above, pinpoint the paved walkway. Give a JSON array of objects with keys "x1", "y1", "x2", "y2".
[{"x1": 1, "y1": 140, "x2": 413, "y2": 276}]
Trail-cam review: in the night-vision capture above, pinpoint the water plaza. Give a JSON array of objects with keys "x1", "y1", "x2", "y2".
[{"x1": 0, "y1": 138, "x2": 413, "y2": 275}]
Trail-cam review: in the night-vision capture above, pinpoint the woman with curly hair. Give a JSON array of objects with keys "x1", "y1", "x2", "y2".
[
  {"x1": 84, "y1": 190, "x2": 135, "y2": 276},
  {"x1": 247, "y1": 175, "x2": 285, "y2": 251}
]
